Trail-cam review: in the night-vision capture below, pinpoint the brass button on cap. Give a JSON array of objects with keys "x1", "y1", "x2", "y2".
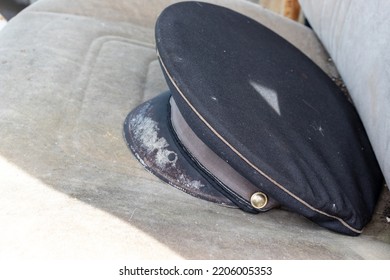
[{"x1": 250, "y1": 192, "x2": 268, "y2": 209}]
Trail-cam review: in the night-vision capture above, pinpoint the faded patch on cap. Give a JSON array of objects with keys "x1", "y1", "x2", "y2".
[{"x1": 128, "y1": 103, "x2": 203, "y2": 190}]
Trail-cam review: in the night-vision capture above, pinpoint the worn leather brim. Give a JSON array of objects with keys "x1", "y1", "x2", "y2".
[{"x1": 123, "y1": 91, "x2": 236, "y2": 208}]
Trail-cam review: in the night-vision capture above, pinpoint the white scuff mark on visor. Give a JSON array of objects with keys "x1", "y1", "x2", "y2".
[
  {"x1": 130, "y1": 106, "x2": 178, "y2": 169},
  {"x1": 128, "y1": 104, "x2": 204, "y2": 190}
]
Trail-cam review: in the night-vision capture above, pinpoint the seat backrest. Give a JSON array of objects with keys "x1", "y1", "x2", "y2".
[{"x1": 300, "y1": 0, "x2": 390, "y2": 189}]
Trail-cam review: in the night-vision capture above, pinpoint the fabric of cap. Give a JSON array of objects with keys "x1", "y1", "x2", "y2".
[{"x1": 153, "y1": 1, "x2": 383, "y2": 235}]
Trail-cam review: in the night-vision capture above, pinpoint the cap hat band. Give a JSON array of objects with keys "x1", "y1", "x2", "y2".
[{"x1": 170, "y1": 97, "x2": 279, "y2": 212}]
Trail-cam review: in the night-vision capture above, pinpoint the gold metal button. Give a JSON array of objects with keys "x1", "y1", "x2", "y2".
[{"x1": 250, "y1": 192, "x2": 268, "y2": 209}]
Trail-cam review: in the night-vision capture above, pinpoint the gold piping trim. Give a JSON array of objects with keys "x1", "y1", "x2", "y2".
[{"x1": 157, "y1": 51, "x2": 362, "y2": 234}]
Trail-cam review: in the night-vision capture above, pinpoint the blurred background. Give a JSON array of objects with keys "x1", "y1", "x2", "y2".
[{"x1": 0, "y1": 0, "x2": 303, "y2": 31}]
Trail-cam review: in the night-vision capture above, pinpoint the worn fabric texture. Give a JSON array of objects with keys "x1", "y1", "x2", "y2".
[{"x1": 300, "y1": 0, "x2": 390, "y2": 191}]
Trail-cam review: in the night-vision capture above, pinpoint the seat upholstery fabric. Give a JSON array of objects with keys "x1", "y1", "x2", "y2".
[{"x1": 300, "y1": 0, "x2": 390, "y2": 191}]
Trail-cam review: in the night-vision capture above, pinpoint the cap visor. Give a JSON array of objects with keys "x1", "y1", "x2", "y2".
[{"x1": 123, "y1": 91, "x2": 236, "y2": 207}]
